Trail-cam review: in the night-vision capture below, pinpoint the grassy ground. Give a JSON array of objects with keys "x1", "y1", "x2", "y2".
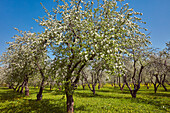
[{"x1": 0, "y1": 84, "x2": 169, "y2": 113}]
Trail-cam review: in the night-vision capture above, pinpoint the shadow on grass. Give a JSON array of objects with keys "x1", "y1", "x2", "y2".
[
  {"x1": 142, "y1": 92, "x2": 170, "y2": 97},
  {"x1": 0, "y1": 99, "x2": 66, "y2": 113},
  {"x1": 74, "y1": 105, "x2": 87, "y2": 112},
  {"x1": 25, "y1": 88, "x2": 65, "y2": 96},
  {"x1": 74, "y1": 91, "x2": 130, "y2": 99},
  {"x1": 74, "y1": 90, "x2": 169, "y2": 112},
  {"x1": 129, "y1": 97, "x2": 170, "y2": 112},
  {"x1": 0, "y1": 87, "x2": 67, "y2": 113},
  {"x1": 0, "y1": 89, "x2": 25, "y2": 102},
  {"x1": 50, "y1": 90, "x2": 65, "y2": 96}
]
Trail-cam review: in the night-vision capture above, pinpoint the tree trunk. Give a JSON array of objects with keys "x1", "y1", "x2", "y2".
[
  {"x1": 50, "y1": 84, "x2": 52, "y2": 90},
  {"x1": 111, "y1": 83, "x2": 113, "y2": 87},
  {"x1": 81, "y1": 78, "x2": 85, "y2": 90},
  {"x1": 37, "y1": 77, "x2": 45, "y2": 101},
  {"x1": 162, "y1": 74, "x2": 167, "y2": 91},
  {"x1": 98, "y1": 82, "x2": 101, "y2": 90},
  {"x1": 153, "y1": 84, "x2": 159, "y2": 93},
  {"x1": 92, "y1": 85, "x2": 96, "y2": 95},
  {"x1": 145, "y1": 83, "x2": 149, "y2": 89},
  {"x1": 13, "y1": 83, "x2": 19, "y2": 91},
  {"x1": 37, "y1": 87, "x2": 43, "y2": 100},
  {"x1": 20, "y1": 85, "x2": 24, "y2": 93},
  {"x1": 17, "y1": 81, "x2": 25, "y2": 92},
  {"x1": 124, "y1": 75, "x2": 139, "y2": 98},
  {"x1": 154, "y1": 85, "x2": 157, "y2": 93},
  {"x1": 82, "y1": 84, "x2": 85, "y2": 90},
  {"x1": 17, "y1": 86, "x2": 21, "y2": 92},
  {"x1": 87, "y1": 84, "x2": 96, "y2": 95},
  {"x1": 25, "y1": 77, "x2": 29, "y2": 96},
  {"x1": 9, "y1": 84, "x2": 13, "y2": 89},
  {"x1": 114, "y1": 79, "x2": 117, "y2": 87},
  {"x1": 162, "y1": 84, "x2": 167, "y2": 91},
  {"x1": 120, "y1": 83, "x2": 125, "y2": 91},
  {"x1": 66, "y1": 93, "x2": 74, "y2": 113},
  {"x1": 65, "y1": 78, "x2": 74, "y2": 113},
  {"x1": 147, "y1": 85, "x2": 149, "y2": 89},
  {"x1": 87, "y1": 84, "x2": 92, "y2": 90},
  {"x1": 131, "y1": 90, "x2": 137, "y2": 98},
  {"x1": 118, "y1": 76, "x2": 125, "y2": 91},
  {"x1": 17, "y1": 83, "x2": 23, "y2": 92}
]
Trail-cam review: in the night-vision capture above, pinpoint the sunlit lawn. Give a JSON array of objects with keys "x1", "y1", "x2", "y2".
[{"x1": 0, "y1": 84, "x2": 169, "y2": 113}]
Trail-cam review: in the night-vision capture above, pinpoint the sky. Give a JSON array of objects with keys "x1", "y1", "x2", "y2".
[{"x1": 0, "y1": 0, "x2": 170, "y2": 55}]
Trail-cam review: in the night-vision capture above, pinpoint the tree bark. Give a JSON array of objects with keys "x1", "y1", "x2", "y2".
[
  {"x1": 13, "y1": 83, "x2": 19, "y2": 91},
  {"x1": 66, "y1": 92, "x2": 74, "y2": 113},
  {"x1": 20, "y1": 84, "x2": 24, "y2": 93},
  {"x1": 154, "y1": 84, "x2": 157, "y2": 93},
  {"x1": 98, "y1": 82, "x2": 101, "y2": 89},
  {"x1": 50, "y1": 84, "x2": 52, "y2": 90},
  {"x1": 124, "y1": 75, "x2": 139, "y2": 98},
  {"x1": 118, "y1": 76, "x2": 125, "y2": 91},
  {"x1": 17, "y1": 81, "x2": 25, "y2": 92},
  {"x1": 36, "y1": 62, "x2": 46, "y2": 100},
  {"x1": 37, "y1": 77, "x2": 45, "y2": 101},
  {"x1": 82, "y1": 84, "x2": 85, "y2": 90},
  {"x1": 25, "y1": 76, "x2": 29, "y2": 96},
  {"x1": 119, "y1": 83, "x2": 125, "y2": 91},
  {"x1": 17, "y1": 86, "x2": 21, "y2": 92},
  {"x1": 65, "y1": 75, "x2": 74, "y2": 113},
  {"x1": 145, "y1": 82, "x2": 149, "y2": 89},
  {"x1": 130, "y1": 90, "x2": 137, "y2": 98},
  {"x1": 114, "y1": 79, "x2": 117, "y2": 87},
  {"x1": 162, "y1": 74, "x2": 167, "y2": 91},
  {"x1": 81, "y1": 78, "x2": 86, "y2": 90},
  {"x1": 92, "y1": 85, "x2": 96, "y2": 95},
  {"x1": 153, "y1": 84, "x2": 159, "y2": 93},
  {"x1": 162, "y1": 84, "x2": 167, "y2": 91}
]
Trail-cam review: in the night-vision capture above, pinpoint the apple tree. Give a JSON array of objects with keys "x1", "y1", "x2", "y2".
[{"x1": 36, "y1": 0, "x2": 150, "y2": 112}]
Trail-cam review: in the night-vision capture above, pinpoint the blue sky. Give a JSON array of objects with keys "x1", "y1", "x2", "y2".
[{"x1": 0, "y1": 0, "x2": 170, "y2": 55}]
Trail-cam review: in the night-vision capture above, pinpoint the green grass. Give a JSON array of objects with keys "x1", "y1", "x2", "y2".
[{"x1": 0, "y1": 84, "x2": 169, "y2": 113}]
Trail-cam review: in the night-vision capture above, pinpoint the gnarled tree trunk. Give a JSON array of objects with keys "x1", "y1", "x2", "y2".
[
  {"x1": 20, "y1": 84, "x2": 24, "y2": 93},
  {"x1": 17, "y1": 81, "x2": 25, "y2": 92},
  {"x1": 118, "y1": 76, "x2": 125, "y2": 91},
  {"x1": 66, "y1": 92, "x2": 74, "y2": 113},
  {"x1": 13, "y1": 83, "x2": 19, "y2": 91},
  {"x1": 37, "y1": 77, "x2": 45, "y2": 101},
  {"x1": 153, "y1": 83, "x2": 159, "y2": 93},
  {"x1": 65, "y1": 76, "x2": 74, "y2": 113},
  {"x1": 162, "y1": 84, "x2": 167, "y2": 91},
  {"x1": 130, "y1": 90, "x2": 137, "y2": 98},
  {"x1": 162, "y1": 74, "x2": 167, "y2": 91},
  {"x1": 36, "y1": 62, "x2": 46, "y2": 101},
  {"x1": 25, "y1": 76, "x2": 29, "y2": 96},
  {"x1": 98, "y1": 81, "x2": 101, "y2": 89}
]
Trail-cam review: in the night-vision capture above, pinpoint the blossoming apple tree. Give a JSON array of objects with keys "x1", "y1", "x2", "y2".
[
  {"x1": 35, "y1": 0, "x2": 150, "y2": 112},
  {"x1": 1, "y1": 28, "x2": 50, "y2": 99}
]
